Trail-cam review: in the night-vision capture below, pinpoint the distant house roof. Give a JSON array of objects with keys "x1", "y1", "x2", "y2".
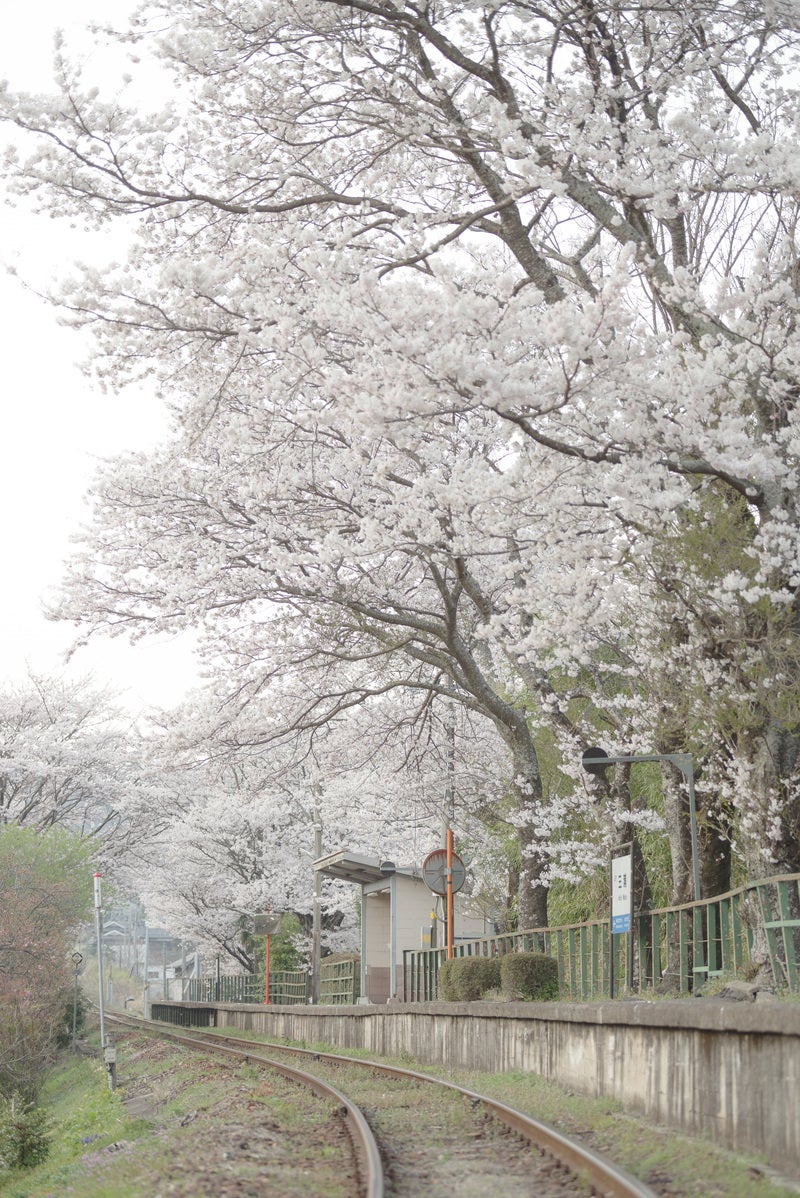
[
  {"x1": 314, "y1": 849, "x2": 419, "y2": 886},
  {"x1": 101, "y1": 922, "x2": 127, "y2": 942},
  {"x1": 144, "y1": 926, "x2": 180, "y2": 942}
]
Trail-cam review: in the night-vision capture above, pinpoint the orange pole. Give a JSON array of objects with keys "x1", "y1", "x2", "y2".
[{"x1": 446, "y1": 827, "x2": 454, "y2": 960}]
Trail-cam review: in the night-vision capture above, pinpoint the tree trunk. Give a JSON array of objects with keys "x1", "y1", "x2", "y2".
[
  {"x1": 661, "y1": 760, "x2": 694, "y2": 906},
  {"x1": 736, "y1": 723, "x2": 800, "y2": 878},
  {"x1": 508, "y1": 733, "x2": 549, "y2": 930},
  {"x1": 657, "y1": 758, "x2": 695, "y2": 992},
  {"x1": 700, "y1": 816, "x2": 732, "y2": 900},
  {"x1": 517, "y1": 812, "x2": 549, "y2": 929}
]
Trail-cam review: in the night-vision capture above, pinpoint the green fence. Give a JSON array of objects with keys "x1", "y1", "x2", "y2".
[
  {"x1": 319, "y1": 957, "x2": 359, "y2": 1004},
  {"x1": 269, "y1": 970, "x2": 311, "y2": 1004},
  {"x1": 404, "y1": 873, "x2": 800, "y2": 1002},
  {"x1": 186, "y1": 956, "x2": 360, "y2": 1005},
  {"x1": 187, "y1": 973, "x2": 266, "y2": 1004}
]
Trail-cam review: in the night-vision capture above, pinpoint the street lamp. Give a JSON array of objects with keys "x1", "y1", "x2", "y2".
[{"x1": 581, "y1": 748, "x2": 701, "y2": 902}]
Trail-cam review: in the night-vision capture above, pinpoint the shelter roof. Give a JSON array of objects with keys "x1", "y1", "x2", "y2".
[{"x1": 313, "y1": 849, "x2": 419, "y2": 886}]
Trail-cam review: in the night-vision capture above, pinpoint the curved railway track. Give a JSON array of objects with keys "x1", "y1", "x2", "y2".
[
  {"x1": 105, "y1": 1010, "x2": 380, "y2": 1195},
  {"x1": 105, "y1": 1009, "x2": 658, "y2": 1198}
]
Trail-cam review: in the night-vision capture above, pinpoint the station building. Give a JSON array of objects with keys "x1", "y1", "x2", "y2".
[{"x1": 314, "y1": 849, "x2": 491, "y2": 1003}]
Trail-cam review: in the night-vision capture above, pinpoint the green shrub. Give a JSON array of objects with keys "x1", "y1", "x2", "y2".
[
  {"x1": 270, "y1": 913, "x2": 304, "y2": 972},
  {"x1": 0, "y1": 1092, "x2": 51, "y2": 1170},
  {"x1": 500, "y1": 952, "x2": 559, "y2": 1001},
  {"x1": 438, "y1": 956, "x2": 501, "y2": 1001}
]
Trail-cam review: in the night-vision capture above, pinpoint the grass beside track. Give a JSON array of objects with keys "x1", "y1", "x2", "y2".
[
  {"x1": 0, "y1": 1053, "x2": 148, "y2": 1198},
  {"x1": 0, "y1": 1034, "x2": 353, "y2": 1198}
]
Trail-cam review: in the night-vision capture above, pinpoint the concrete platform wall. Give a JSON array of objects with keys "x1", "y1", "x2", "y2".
[{"x1": 163, "y1": 999, "x2": 800, "y2": 1176}]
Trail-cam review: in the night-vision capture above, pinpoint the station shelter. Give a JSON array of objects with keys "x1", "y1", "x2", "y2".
[{"x1": 314, "y1": 848, "x2": 491, "y2": 1003}]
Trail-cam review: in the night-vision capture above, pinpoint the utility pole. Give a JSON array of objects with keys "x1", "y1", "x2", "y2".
[
  {"x1": 310, "y1": 799, "x2": 323, "y2": 1003},
  {"x1": 264, "y1": 906, "x2": 271, "y2": 1004},
  {"x1": 143, "y1": 924, "x2": 150, "y2": 1019},
  {"x1": 443, "y1": 681, "x2": 456, "y2": 959},
  {"x1": 93, "y1": 873, "x2": 115, "y2": 1091},
  {"x1": 94, "y1": 874, "x2": 106, "y2": 1048}
]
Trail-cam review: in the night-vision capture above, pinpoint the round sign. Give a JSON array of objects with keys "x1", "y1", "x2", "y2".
[{"x1": 422, "y1": 848, "x2": 466, "y2": 896}]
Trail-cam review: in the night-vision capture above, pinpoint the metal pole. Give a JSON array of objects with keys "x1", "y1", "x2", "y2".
[
  {"x1": 131, "y1": 905, "x2": 139, "y2": 980},
  {"x1": 264, "y1": 904, "x2": 271, "y2": 1005},
  {"x1": 72, "y1": 969, "x2": 79, "y2": 1045},
  {"x1": 143, "y1": 925, "x2": 150, "y2": 1019},
  {"x1": 389, "y1": 873, "x2": 397, "y2": 998},
  {"x1": 446, "y1": 826, "x2": 454, "y2": 960},
  {"x1": 679, "y1": 755, "x2": 703, "y2": 904},
  {"x1": 311, "y1": 805, "x2": 323, "y2": 1003},
  {"x1": 359, "y1": 888, "x2": 367, "y2": 1001},
  {"x1": 93, "y1": 874, "x2": 106, "y2": 1048},
  {"x1": 443, "y1": 683, "x2": 456, "y2": 960},
  {"x1": 93, "y1": 874, "x2": 114, "y2": 1091},
  {"x1": 71, "y1": 952, "x2": 83, "y2": 1049},
  {"x1": 609, "y1": 922, "x2": 615, "y2": 1000}
]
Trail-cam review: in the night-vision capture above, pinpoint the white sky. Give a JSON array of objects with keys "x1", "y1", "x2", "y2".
[{"x1": 0, "y1": 2, "x2": 200, "y2": 712}]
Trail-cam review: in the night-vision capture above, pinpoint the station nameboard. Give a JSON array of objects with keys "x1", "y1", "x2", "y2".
[{"x1": 610, "y1": 846, "x2": 633, "y2": 935}]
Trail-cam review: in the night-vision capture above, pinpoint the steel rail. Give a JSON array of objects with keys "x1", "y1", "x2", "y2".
[
  {"x1": 145, "y1": 1012, "x2": 659, "y2": 1198},
  {"x1": 103, "y1": 1010, "x2": 383, "y2": 1198}
]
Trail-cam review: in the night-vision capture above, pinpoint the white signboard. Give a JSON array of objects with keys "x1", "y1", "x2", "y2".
[
  {"x1": 611, "y1": 851, "x2": 632, "y2": 934},
  {"x1": 252, "y1": 913, "x2": 282, "y2": 936}
]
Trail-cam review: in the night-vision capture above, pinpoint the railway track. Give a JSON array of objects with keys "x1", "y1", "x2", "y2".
[{"x1": 105, "y1": 1009, "x2": 658, "y2": 1198}]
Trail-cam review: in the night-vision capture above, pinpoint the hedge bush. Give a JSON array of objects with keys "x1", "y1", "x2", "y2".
[
  {"x1": 500, "y1": 952, "x2": 559, "y2": 1000},
  {"x1": 0, "y1": 1092, "x2": 51, "y2": 1170},
  {"x1": 438, "y1": 956, "x2": 501, "y2": 1001}
]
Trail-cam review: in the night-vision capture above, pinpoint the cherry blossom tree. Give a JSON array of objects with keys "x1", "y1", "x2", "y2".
[
  {"x1": 0, "y1": 672, "x2": 153, "y2": 849},
  {"x1": 4, "y1": 1, "x2": 800, "y2": 921},
  {"x1": 124, "y1": 681, "x2": 516, "y2": 962}
]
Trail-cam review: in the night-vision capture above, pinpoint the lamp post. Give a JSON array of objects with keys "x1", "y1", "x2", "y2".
[{"x1": 582, "y1": 749, "x2": 701, "y2": 902}]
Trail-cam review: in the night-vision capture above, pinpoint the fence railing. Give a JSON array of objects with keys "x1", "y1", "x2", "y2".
[
  {"x1": 185, "y1": 956, "x2": 360, "y2": 1005},
  {"x1": 185, "y1": 973, "x2": 266, "y2": 1004},
  {"x1": 404, "y1": 873, "x2": 800, "y2": 1002},
  {"x1": 319, "y1": 957, "x2": 360, "y2": 1004}
]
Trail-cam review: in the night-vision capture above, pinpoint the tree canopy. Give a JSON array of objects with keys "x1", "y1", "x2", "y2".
[
  {"x1": 4, "y1": 0, "x2": 800, "y2": 926},
  {"x1": 0, "y1": 673, "x2": 153, "y2": 848}
]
